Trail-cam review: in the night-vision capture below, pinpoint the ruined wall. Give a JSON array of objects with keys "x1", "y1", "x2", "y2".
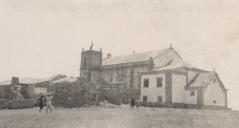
[
  {"x1": 0, "y1": 85, "x2": 11, "y2": 99},
  {"x1": 102, "y1": 66, "x2": 149, "y2": 89},
  {"x1": 0, "y1": 84, "x2": 34, "y2": 100}
]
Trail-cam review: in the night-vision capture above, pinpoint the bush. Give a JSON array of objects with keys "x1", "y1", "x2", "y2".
[{"x1": 102, "y1": 89, "x2": 122, "y2": 105}]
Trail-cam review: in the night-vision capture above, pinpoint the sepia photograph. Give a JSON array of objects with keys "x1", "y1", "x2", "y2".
[{"x1": 0, "y1": 0, "x2": 239, "y2": 128}]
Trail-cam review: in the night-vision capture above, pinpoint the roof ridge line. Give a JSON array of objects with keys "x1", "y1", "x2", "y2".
[
  {"x1": 105, "y1": 48, "x2": 169, "y2": 59},
  {"x1": 153, "y1": 59, "x2": 173, "y2": 69},
  {"x1": 151, "y1": 48, "x2": 171, "y2": 59}
]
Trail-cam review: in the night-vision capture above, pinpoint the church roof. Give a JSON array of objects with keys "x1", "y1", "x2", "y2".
[
  {"x1": 102, "y1": 48, "x2": 180, "y2": 66},
  {"x1": 152, "y1": 58, "x2": 193, "y2": 71}
]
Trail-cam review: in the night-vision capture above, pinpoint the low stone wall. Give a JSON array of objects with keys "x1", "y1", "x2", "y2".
[
  {"x1": 202, "y1": 105, "x2": 229, "y2": 110},
  {"x1": 141, "y1": 102, "x2": 199, "y2": 109},
  {"x1": 1, "y1": 99, "x2": 35, "y2": 109},
  {"x1": 8, "y1": 99, "x2": 35, "y2": 109},
  {"x1": 0, "y1": 99, "x2": 9, "y2": 109}
]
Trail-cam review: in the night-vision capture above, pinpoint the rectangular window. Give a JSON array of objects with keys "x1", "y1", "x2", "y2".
[
  {"x1": 143, "y1": 79, "x2": 149, "y2": 88},
  {"x1": 190, "y1": 91, "x2": 195, "y2": 96},
  {"x1": 213, "y1": 100, "x2": 216, "y2": 104},
  {"x1": 156, "y1": 77, "x2": 163, "y2": 87},
  {"x1": 157, "y1": 96, "x2": 163, "y2": 103},
  {"x1": 143, "y1": 96, "x2": 148, "y2": 102}
]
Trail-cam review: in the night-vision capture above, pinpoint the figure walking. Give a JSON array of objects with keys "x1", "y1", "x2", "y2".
[
  {"x1": 38, "y1": 96, "x2": 44, "y2": 112},
  {"x1": 45, "y1": 94, "x2": 53, "y2": 113}
]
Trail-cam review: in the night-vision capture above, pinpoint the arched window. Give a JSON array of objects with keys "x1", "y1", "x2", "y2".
[{"x1": 83, "y1": 57, "x2": 87, "y2": 67}]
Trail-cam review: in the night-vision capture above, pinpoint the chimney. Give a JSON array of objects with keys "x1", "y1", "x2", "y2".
[
  {"x1": 11, "y1": 77, "x2": 19, "y2": 85},
  {"x1": 107, "y1": 53, "x2": 112, "y2": 58}
]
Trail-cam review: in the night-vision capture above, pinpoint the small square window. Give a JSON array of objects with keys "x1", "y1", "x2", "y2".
[
  {"x1": 157, "y1": 96, "x2": 163, "y2": 103},
  {"x1": 190, "y1": 91, "x2": 195, "y2": 96},
  {"x1": 213, "y1": 79, "x2": 216, "y2": 83},
  {"x1": 213, "y1": 100, "x2": 216, "y2": 104},
  {"x1": 143, "y1": 96, "x2": 148, "y2": 102},
  {"x1": 143, "y1": 79, "x2": 149, "y2": 88},
  {"x1": 157, "y1": 78, "x2": 163, "y2": 87}
]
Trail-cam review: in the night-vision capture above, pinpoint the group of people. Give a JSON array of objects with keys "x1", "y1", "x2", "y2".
[
  {"x1": 38, "y1": 94, "x2": 53, "y2": 113},
  {"x1": 130, "y1": 98, "x2": 140, "y2": 109}
]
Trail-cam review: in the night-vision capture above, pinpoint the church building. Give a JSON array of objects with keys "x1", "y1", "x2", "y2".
[{"x1": 79, "y1": 45, "x2": 228, "y2": 109}]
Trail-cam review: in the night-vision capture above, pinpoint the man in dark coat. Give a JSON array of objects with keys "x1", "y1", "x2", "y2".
[
  {"x1": 38, "y1": 96, "x2": 44, "y2": 112},
  {"x1": 130, "y1": 98, "x2": 135, "y2": 109}
]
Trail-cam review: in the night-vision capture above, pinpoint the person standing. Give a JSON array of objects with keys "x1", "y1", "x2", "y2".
[
  {"x1": 135, "y1": 99, "x2": 140, "y2": 110},
  {"x1": 130, "y1": 98, "x2": 135, "y2": 109},
  {"x1": 45, "y1": 94, "x2": 53, "y2": 113},
  {"x1": 38, "y1": 96, "x2": 44, "y2": 112}
]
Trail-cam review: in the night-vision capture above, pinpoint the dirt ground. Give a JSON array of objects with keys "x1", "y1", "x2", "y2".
[{"x1": 0, "y1": 105, "x2": 239, "y2": 128}]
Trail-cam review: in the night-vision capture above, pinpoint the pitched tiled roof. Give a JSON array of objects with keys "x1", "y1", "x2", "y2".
[
  {"x1": 0, "y1": 80, "x2": 11, "y2": 86},
  {"x1": 187, "y1": 72, "x2": 214, "y2": 88},
  {"x1": 50, "y1": 76, "x2": 77, "y2": 83},
  {"x1": 20, "y1": 77, "x2": 43, "y2": 84},
  {"x1": 0, "y1": 74, "x2": 66, "y2": 86},
  {"x1": 0, "y1": 78, "x2": 42, "y2": 86},
  {"x1": 152, "y1": 59, "x2": 193, "y2": 71},
  {"x1": 41, "y1": 74, "x2": 66, "y2": 82},
  {"x1": 102, "y1": 48, "x2": 171, "y2": 65},
  {"x1": 186, "y1": 71, "x2": 227, "y2": 93}
]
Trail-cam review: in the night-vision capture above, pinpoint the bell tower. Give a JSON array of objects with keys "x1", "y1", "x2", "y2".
[{"x1": 80, "y1": 43, "x2": 102, "y2": 82}]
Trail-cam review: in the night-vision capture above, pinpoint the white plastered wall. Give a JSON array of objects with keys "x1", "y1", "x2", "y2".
[
  {"x1": 184, "y1": 90, "x2": 197, "y2": 104},
  {"x1": 203, "y1": 78, "x2": 226, "y2": 106},
  {"x1": 141, "y1": 74, "x2": 165, "y2": 102},
  {"x1": 172, "y1": 74, "x2": 198, "y2": 104}
]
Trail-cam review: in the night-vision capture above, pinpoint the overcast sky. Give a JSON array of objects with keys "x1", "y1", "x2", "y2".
[{"x1": 0, "y1": 0, "x2": 239, "y2": 109}]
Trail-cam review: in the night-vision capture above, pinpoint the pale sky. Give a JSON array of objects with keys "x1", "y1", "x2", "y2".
[{"x1": 0, "y1": 0, "x2": 239, "y2": 109}]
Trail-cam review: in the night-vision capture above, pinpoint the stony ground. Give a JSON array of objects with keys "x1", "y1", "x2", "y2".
[{"x1": 0, "y1": 105, "x2": 239, "y2": 128}]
